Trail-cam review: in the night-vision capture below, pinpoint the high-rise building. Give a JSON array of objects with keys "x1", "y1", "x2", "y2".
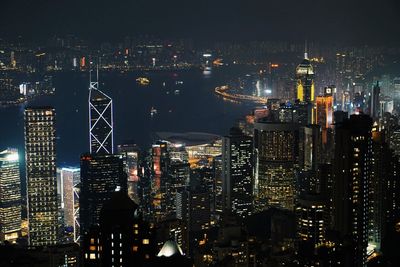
[
  {"x1": 254, "y1": 119, "x2": 299, "y2": 211},
  {"x1": 298, "y1": 125, "x2": 322, "y2": 194},
  {"x1": 316, "y1": 88, "x2": 334, "y2": 144},
  {"x1": 79, "y1": 153, "x2": 127, "y2": 235},
  {"x1": 368, "y1": 81, "x2": 380, "y2": 119},
  {"x1": 89, "y1": 71, "x2": 114, "y2": 154},
  {"x1": 117, "y1": 143, "x2": 141, "y2": 202},
  {"x1": 296, "y1": 194, "x2": 326, "y2": 246},
  {"x1": 25, "y1": 107, "x2": 58, "y2": 246},
  {"x1": 222, "y1": 127, "x2": 253, "y2": 219},
  {"x1": 333, "y1": 114, "x2": 373, "y2": 267},
  {"x1": 213, "y1": 155, "x2": 223, "y2": 224},
  {"x1": 58, "y1": 168, "x2": 80, "y2": 228},
  {"x1": 0, "y1": 148, "x2": 22, "y2": 243},
  {"x1": 296, "y1": 50, "x2": 315, "y2": 103},
  {"x1": 82, "y1": 191, "x2": 156, "y2": 267}
]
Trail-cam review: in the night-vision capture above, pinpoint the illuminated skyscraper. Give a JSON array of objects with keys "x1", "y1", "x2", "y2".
[
  {"x1": 79, "y1": 153, "x2": 127, "y2": 235},
  {"x1": 0, "y1": 148, "x2": 22, "y2": 243},
  {"x1": 333, "y1": 114, "x2": 372, "y2": 267},
  {"x1": 89, "y1": 70, "x2": 114, "y2": 154},
  {"x1": 25, "y1": 107, "x2": 58, "y2": 246},
  {"x1": 316, "y1": 87, "x2": 334, "y2": 144},
  {"x1": 222, "y1": 127, "x2": 253, "y2": 219},
  {"x1": 213, "y1": 155, "x2": 223, "y2": 223},
  {"x1": 117, "y1": 143, "x2": 141, "y2": 202},
  {"x1": 296, "y1": 50, "x2": 315, "y2": 103},
  {"x1": 58, "y1": 167, "x2": 80, "y2": 228},
  {"x1": 254, "y1": 119, "x2": 299, "y2": 211}
]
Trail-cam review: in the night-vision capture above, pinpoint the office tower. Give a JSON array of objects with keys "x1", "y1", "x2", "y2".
[
  {"x1": 296, "y1": 49, "x2": 315, "y2": 103},
  {"x1": 25, "y1": 107, "x2": 58, "y2": 246},
  {"x1": 222, "y1": 127, "x2": 253, "y2": 219},
  {"x1": 213, "y1": 155, "x2": 223, "y2": 224},
  {"x1": 79, "y1": 153, "x2": 127, "y2": 235},
  {"x1": 58, "y1": 167, "x2": 80, "y2": 228},
  {"x1": 299, "y1": 125, "x2": 322, "y2": 172},
  {"x1": 148, "y1": 140, "x2": 190, "y2": 221},
  {"x1": 254, "y1": 119, "x2": 299, "y2": 211},
  {"x1": 188, "y1": 188, "x2": 210, "y2": 246},
  {"x1": 165, "y1": 160, "x2": 190, "y2": 218},
  {"x1": 150, "y1": 141, "x2": 169, "y2": 222},
  {"x1": 316, "y1": 88, "x2": 334, "y2": 144},
  {"x1": 117, "y1": 143, "x2": 141, "y2": 202},
  {"x1": 298, "y1": 125, "x2": 322, "y2": 194},
  {"x1": 369, "y1": 81, "x2": 380, "y2": 119},
  {"x1": 296, "y1": 194, "x2": 328, "y2": 266},
  {"x1": 368, "y1": 130, "x2": 390, "y2": 253},
  {"x1": 333, "y1": 114, "x2": 372, "y2": 267},
  {"x1": 88, "y1": 71, "x2": 114, "y2": 154},
  {"x1": 82, "y1": 191, "x2": 155, "y2": 267},
  {"x1": 176, "y1": 187, "x2": 210, "y2": 255},
  {"x1": 99, "y1": 192, "x2": 155, "y2": 266},
  {"x1": 296, "y1": 194, "x2": 326, "y2": 246},
  {"x1": 0, "y1": 148, "x2": 21, "y2": 243}
]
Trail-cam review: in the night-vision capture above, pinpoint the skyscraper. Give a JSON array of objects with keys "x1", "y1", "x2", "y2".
[
  {"x1": 369, "y1": 81, "x2": 380, "y2": 119},
  {"x1": 333, "y1": 114, "x2": 372, "y2": 267},
  {"x1": 254, "y1": 118, "x2": 299, "y2": 211},
  {"x1": 89, "y1": 71, "x2": 114, "y2": 154},
  {"x1": 222, "y1": 127, "x2": 253, "y2": 219},
  {"x1": 79, "y1": 153, "x2": 127, "y2": 235},
  {"x1": 0, "y1": 148, "x2": 22, "y2": 243},
  {"x1": 296, "y1": 50, "x2": 315, "y2": 103},
  {"x1": 117, "y1": 143, "x2": 141, "y2": 202},
  {"x1": 316, "y1": 87, "x2": 334, "y2": 144},
  {"x1": 25, "y1": 107, "x2": 58, "y2": 246},
  {"x1": 58, "y1": 167, "x2": 80, "y2": 228}
]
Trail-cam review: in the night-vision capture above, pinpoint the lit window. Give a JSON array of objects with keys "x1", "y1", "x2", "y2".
[{"x1": 142, "y1": 239, "x2": 149, "y2": 245}]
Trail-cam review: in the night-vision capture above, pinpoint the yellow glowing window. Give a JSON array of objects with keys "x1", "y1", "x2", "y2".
[
  {"x1": 142, "y1": 239, "x2": 149, "y2": 245},
  {"x1": 89, "y1": 246, "x2": 96, "y2": 251},
  {"x1": 90, "y1": 238, "x2": 95, "y2": 244},
  {"x1": 89, "y1": 253, "x2": 96, "y2": 259},
  {"x1": 132, "y1": 246, "x2": 138, "y2": 252}
]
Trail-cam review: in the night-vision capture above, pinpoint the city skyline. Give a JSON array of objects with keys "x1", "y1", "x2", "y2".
[{"x1": 1, "y1": 2, "x2": 400, "y2": 266}]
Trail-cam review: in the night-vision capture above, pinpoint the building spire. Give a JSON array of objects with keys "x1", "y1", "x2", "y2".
[{"x1": 304, "y1": 40, "x2": 308, "y2": 59}]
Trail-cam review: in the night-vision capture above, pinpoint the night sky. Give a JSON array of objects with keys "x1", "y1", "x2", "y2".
[{"x1": 1, "y1": 0, "x2": 400, "y2": 43}]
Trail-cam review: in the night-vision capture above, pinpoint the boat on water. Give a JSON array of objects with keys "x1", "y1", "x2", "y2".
[
  {"x1": 150, "y1": 107, "x2": 158, "y2": 116},
  {"x1": 136, "y1": 77, "x2": 150, "y2": 86}
]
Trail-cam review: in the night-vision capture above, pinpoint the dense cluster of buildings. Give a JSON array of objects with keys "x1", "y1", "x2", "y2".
[{"x1": 0, "y1": 41, "x2": 400, "y2": 267}]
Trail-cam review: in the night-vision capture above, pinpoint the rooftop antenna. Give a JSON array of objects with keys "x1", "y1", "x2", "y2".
[{"x1": 304, "y1": 40, "x2": 308, "y2": 59}]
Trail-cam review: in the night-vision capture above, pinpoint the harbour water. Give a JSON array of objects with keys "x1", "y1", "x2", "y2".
[{"x1": 0, "y1": 66, "x2": 258, "y2": 166}]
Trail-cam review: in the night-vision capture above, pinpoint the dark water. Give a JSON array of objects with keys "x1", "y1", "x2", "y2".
[{"x1": 0, "y1": 67, "x2": 257, "y2": 167}]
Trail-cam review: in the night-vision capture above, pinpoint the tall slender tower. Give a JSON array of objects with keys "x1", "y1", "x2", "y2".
[
  {"x1": 296, "y1": 44, "x2": 315, "y2": 103},
  {"x1": 89, "y1": 69, "x2": 114, "y2": 154},
  {"x1": 0, "y1": 148, "x2": 22, "y2": 243},
  {"x1": 25, "y1": 107, "x2": 58, "y2": 246},
  {"x1": 222, "y1": 127, "x2": 253, "y2": 219},
  {"x1": 333, "y1": 114, "x2": 372, "y2": 267}
]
